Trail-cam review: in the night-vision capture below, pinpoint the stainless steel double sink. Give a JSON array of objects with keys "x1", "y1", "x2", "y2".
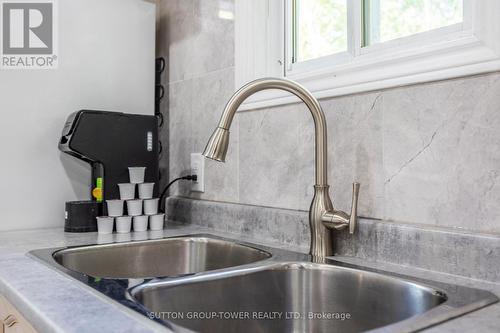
[
  {"x1": 51, "y1": 236, "x2": 270, "y2": 279},
  {"x1": 30, "y1": 235, "x2": 498, "y2": 333}
]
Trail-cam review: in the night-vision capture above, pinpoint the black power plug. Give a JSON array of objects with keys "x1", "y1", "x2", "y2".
[{"x1": 158, "y1": 174, "x2": 198, "y2": 212}]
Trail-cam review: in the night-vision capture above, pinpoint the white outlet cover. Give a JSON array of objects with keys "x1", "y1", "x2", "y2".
[{"x1": 190, "y1": 153, "x2": 205, "y2": 192}]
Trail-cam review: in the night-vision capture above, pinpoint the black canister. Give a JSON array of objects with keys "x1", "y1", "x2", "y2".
[{"x1": 64, "y1": 201, "x2": 101, "y2": 232}]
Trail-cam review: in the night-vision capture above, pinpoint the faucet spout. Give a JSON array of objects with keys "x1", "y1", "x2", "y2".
[
  {"x1": 203, "y1": 78, "x2": 359, "y2": 257},
  {"x1": 204, "y1": 78, "x2": 328, "y2": 186}
]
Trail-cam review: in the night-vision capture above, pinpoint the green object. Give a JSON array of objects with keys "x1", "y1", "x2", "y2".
[{"x1": 96, "y1": 177, "x2": 103, "y2": 202}]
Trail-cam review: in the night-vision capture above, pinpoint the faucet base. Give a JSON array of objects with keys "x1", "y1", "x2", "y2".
[{"x1": 309, "y1": 185, "x2": 334, "y2": 258}]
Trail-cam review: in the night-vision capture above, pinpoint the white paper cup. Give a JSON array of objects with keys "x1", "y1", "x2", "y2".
[
  {"x1": 126, "y1": 199, "x2": 143, "y2": 216},
  {"x1": 106, "y1": 200, "x2": 124, "y2": 217},
  {"x1": 138, "y1": 182, "x2": 155, "y2": 199},
  {"x1": 96, "y1": 216, "x2": 114, "y2": 234},
  {"x1": 128, "y1": 167, "x2": 146, "y2": 184},
  {"x1": 133, "y1": 215, "x2": 149, "y2": 232},
  {"x1": 149, "y1": 213, "x2": 165, "y2": 231},
  {"x1": 144, "y1": 198, "x2": 159, "y2": 215},
  {"x1": 115, "y1": 216, "x2": 132, "y2": 233},
  {"x1": 118, "y1": 183, "x2": 136, "y2": 200}
]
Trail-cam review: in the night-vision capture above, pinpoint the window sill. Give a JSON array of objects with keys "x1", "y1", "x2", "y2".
[
  {"x1": 239, "y1": 37, "x2": 500, "y2": 111},
  {"x1": 235, "y1": 0, "x2": 500, "y2": 111}
]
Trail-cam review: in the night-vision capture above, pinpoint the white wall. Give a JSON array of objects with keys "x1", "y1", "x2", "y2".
[{"x1": 0, "y1": 0, "x2": 156, "y2": 231}]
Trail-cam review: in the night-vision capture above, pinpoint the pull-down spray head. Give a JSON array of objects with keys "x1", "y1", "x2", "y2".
[{"x1": 203, "y1": 127, "x2": 230, "y2": 162}]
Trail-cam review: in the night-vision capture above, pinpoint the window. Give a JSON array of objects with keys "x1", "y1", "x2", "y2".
[
  {"x1": 362, "y1": 0, "x2": 463, "y2": 46},
  {"x1": 294, "y1": 0, "x2": 348, "y2": 62},
  {"x1": 235, "y1": 0, "x2": 500, "y2": 110},
  {"x1": 289, "y1": 0, "x2": 465, "y2": 71}
]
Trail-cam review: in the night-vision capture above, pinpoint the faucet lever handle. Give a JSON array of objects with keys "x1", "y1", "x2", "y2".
[{"x1": 349, "y1": 182, "x2": 360, "y2": 234}]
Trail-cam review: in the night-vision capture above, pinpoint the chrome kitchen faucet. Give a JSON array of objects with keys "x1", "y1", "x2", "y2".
[{"x1": 203, "y1": 78, "x2": 360, "y2": 258}]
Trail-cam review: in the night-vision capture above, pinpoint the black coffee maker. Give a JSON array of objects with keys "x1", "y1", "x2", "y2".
[{"x1": 59, "y1": 110, "x2": 159, "y2": 231}]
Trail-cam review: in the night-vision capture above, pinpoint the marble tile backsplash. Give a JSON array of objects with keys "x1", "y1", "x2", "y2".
[
  {"x1": 383, "y1": 75, "x2": 500, "y2": 232},
  {"x1": 158, "y1": 0, "x2": 500, "y2": 235},
  {"x1": 167, "y1": 197, "x2": 500, "y2": 282},
  {"x1": 157, "y1": 0, "x2": 234, "y2": 83}
]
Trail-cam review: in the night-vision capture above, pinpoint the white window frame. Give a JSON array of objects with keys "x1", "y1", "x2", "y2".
[{"x1": 235, "y1": 0, "x2": 500, "y2": 111}]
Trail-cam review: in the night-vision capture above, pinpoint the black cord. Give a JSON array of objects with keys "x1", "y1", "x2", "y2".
[{"x1": 159, "y1": 174, "x2": 197, "y2": 212}]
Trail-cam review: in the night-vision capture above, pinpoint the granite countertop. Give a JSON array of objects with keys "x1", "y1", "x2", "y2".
[{"x1": 0, "y1": 225, "x2": 499, "y2": 333}]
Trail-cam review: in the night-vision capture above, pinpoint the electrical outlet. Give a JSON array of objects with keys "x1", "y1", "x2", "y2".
[{"x1": 190, "y1": 153, "x2": 205, "y2": 192}]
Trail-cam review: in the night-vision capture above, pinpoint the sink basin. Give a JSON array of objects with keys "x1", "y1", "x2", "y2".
[
  {"x1": 30, "y1": 234, "x2": 497, "y2": 333},
  {"x1": 132, "y1": 262, "x2": 447, "y2": 333},
  {"x1": 52, "y1": 236, "x2": 271, "y2": 279}
]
